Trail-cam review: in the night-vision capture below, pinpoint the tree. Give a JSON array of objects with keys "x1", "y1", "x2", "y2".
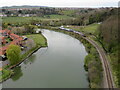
[
  {"x1": 6, "y1": 45, "x2": 21, "y2": 65},
  {"x1": 99, "y1": 15, "x2": 119, "y2": 52},
  {"x1": 2, "y1": 23, "x2": 9, "y2": 29},
  {"x1": 11, "y1": 27, "x2": 26, "y2": 35},
  {"x1": 24, "y1": 24, "x2": 37, "y2": 34}
]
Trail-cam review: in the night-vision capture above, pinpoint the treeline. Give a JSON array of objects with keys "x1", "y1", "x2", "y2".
[
  {"x1": 3, "y1": 8, "x2": 118, "y2": 27},
  {"x1": 98, "y1": 15, "x2": 120, "y2": 87},
  {"x1": 2, "y1": 7, "x2": 59, "y2": 17},
  {"x1": 84, "y1": 42, "x2": 103, "y2": 88},
  {"x1": 29, "y1": 8, "x2": 118, "y2": 26},
  {"x1": 98, "y1": 15, "x2": 119, "y2": 52}
]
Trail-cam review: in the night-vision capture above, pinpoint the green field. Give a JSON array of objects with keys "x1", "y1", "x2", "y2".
[
  {"x1": 21, "y1": 34, "x2": 47, "y2": 59},
  {"x1": 66, "y1": 23, "x2": 100, "y2": 34},
  {"x1": 26, "y1": 34, "x2": 47, "y2": 47},
  {"x1": 2, "y1": 15, "x2": 74, "y2": 23},
  {"x1": 47, "y1": 15, "x2": 73, "y2": 19},
  {"x1": 3, "y1": 17, "x2": 42, "y2": 23},
  {"x1": 62, "y1": 10, "x2": 75, "y2": 16}
]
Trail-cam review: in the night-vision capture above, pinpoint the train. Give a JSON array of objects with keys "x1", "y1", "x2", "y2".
[{"x1": 59, "y1": 26, "x2": 86, "y2": 37}]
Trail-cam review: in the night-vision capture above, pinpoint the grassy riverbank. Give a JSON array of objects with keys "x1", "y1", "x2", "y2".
[
  {"x1": 21, "y1": 33, "x2": 47, "y2": 61},
  {"x1": 26, "y1": 34, "x2": 47, "y2": 47},
  {"x1": 0, "y1": 68, "x2": 14, "y2": 82},
  {"x1": 0, "y1": 33, "x2": 47, "y2": 82}
]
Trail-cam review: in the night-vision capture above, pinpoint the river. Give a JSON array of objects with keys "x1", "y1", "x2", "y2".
[{"x1": 3, "y1": 29, "x2": 89, "y2": 88}]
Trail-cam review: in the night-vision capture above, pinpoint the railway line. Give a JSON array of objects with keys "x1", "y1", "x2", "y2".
[
  {"x1": 59, "y1": 27, "x2": 115, "y2": 88},
  {"x1": 84, "y1": 37, "x2": 114, "y2": 89}
]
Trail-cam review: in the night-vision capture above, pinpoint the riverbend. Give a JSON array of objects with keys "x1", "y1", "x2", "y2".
[{"x1": 3, "y1": 29, "x2": 89, "y2": 88}]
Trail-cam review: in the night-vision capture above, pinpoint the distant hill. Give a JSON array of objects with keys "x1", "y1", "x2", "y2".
[{"x1": 1, "y1": 5, "x2": 48, "y2": 9}]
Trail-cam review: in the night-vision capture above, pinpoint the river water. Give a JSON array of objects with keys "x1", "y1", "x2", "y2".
[{"x1": 3, "y1": 29, "x2": 89, "y2": 88}]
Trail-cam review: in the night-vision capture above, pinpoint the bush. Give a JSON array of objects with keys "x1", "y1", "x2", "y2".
[{"x1": 84, "y1": 42, "x2": 103, "y2": 88}]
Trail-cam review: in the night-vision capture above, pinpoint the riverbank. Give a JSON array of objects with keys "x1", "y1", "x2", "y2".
[
  {"x1": 0, "y1": 33, "x2": 47, "y2": 83},
  {"x1": 3, "y1": 29, "x2": 89, "y2": 88},
  {"x1": 41, "y1": 27, "x2": 103, "y2": 88}
]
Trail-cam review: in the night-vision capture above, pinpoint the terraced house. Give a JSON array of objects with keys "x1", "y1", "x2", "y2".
[{"x1": 0, "y1": 30, "x2": 24, "y2": 59}]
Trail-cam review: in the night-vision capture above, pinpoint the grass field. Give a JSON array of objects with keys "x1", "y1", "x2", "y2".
[
  {"x1": 3, "y1": 17, "x2": 31, "y2": 23},
  {"x1": 2, "y1": 15, "x2": 74, "y2": 23},
  {"x1": 66, "y1": 23, "x2": 100, "y2": 34},
  {"x1": 26, "y1": 34, "x2": 47, "y2": 47},
  {"x1": 2, "y1": 17, "x2": 42, "y2": 23},
  {"x1": 21, "y1": 34, "x2": 47, "y2": 59},
  {"x1": 47, "y1": 15, "x2": 73, "y2": 19},
  {"x1": 61, "y1": 10, "x2": 75, "y2": 16}
]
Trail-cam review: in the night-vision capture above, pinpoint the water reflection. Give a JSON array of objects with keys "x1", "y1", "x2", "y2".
[
  {"x1": 23, "y1": 54, "x2": 36, "y2": 65},
  {"x1": 11, "y1": 66, "x2": 23, "y2": 81},
  {"x1": 3, "y1": 30, "x2": 89, "y2": 88}
]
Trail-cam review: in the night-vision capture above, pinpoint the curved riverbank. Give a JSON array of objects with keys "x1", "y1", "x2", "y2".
[
  {"x1": 1, "y1": 33, "x2": 47, "y2": 83},
  {"x1": 3, "y1": 29, "x2": 89, "y2": 88},
  {"x1": 41, "y1": 27, "x2": 103, "y2": 88}
]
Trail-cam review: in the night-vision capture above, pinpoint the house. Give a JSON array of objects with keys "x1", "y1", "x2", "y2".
[
  {"x1": 0, "y1": 30, "x2": 11, "y2": 36},
  {"x1": 0, "y1": 29, "x2": 24, "y2": 58},
  {"x1": 0, "y1": 37, "x2": 6, "y2": 44},
  {"x1": 10, "y1": 33, "x2": 20, "y2": 40}
]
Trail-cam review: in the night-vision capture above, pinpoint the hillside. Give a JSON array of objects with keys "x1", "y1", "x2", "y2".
[{"x1": 98, "y1": 15, "x2": 120, "y2": 87}]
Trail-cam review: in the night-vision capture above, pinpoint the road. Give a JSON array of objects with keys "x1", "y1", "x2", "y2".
[{"x1": 83, "y1": 37, "x2": 115, "y2": 89}]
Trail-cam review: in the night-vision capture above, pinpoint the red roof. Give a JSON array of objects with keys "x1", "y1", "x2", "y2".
[
  {"x1": 0, "y1": 30, "x2": 6, "y2": 33},
  {"x1": 0, "y1": 30, "x2": 23, "y2": 56},
  {"x1": 0, "y1": 30, "x2": 11, "y2": 34},
  {"x1": 0, "y1": 37, "x2": 5, "y2": 39},
  {"x1": 10, "y1": 33, "x2": 20, "y2": 38}
]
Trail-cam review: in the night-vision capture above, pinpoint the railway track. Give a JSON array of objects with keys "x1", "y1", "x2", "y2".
[
  {"x1": 58, "y1": 28, "x2": 115, "y2": 88},
  {"x1": 84, "y1": 37, "x2": 114, "y2": 89}
]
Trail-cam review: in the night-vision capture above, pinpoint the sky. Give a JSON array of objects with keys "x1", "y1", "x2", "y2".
[{"x1": 0, "y1": 0, "x2": 119, "y2": 7}]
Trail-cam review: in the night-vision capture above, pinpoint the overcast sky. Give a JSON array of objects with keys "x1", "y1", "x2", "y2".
[{"x1": 0, "y1": 0, "x2": 119, "y2": 7}]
